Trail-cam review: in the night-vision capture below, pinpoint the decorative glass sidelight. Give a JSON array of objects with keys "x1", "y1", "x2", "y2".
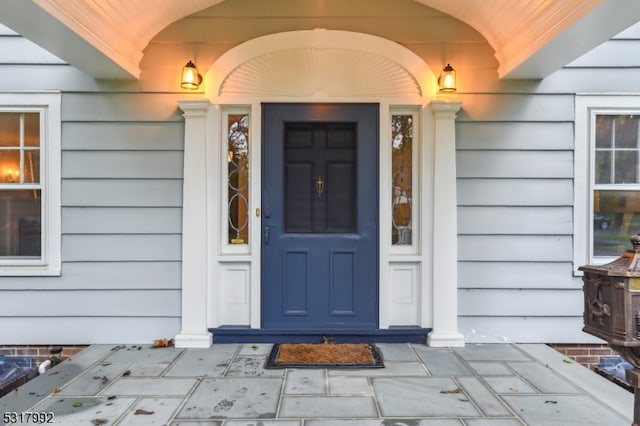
[
  {"x1": 227, "y1": 113, "x2": 250, "y2": 245},
  {"x1": 391, "y1": 114, "x2": 413, "y2": 245}
]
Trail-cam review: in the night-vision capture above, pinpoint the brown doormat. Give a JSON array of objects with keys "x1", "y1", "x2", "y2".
[{"x1": 264, "y1": 343, "x2": 384, "y2": 369}]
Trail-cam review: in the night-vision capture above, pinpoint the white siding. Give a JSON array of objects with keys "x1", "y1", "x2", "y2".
[
  {"x1": 455, "y1": 101, "x2": 579, "y2": 341},
  {"x1": 452, "y1": 23, "x2": 640, "y2": 341},
  {"x1": 0, "y1": 32, "x2": 185, "y2": 343}
]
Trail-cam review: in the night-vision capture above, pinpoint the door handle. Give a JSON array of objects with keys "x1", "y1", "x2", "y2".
[
  {"x1": 264, "y1": 226, "x2": 270, "y2": 245},
  {"x1": 316, "y1": 176, "x2": 324, "y2": 195}
]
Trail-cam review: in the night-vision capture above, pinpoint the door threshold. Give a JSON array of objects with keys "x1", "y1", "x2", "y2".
[{"x1": 210, "y1": 326, "x2": 430, "y2": 344}]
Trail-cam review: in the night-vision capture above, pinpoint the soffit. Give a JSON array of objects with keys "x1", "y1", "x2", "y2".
[
  {"x1": 416, "y1": 0, "x2": 640, "y2": 78},
  {"x1": 0, "y1": 0, "x2": 639, "y2": 79}
]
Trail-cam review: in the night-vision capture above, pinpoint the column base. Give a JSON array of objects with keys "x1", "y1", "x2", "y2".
[
  {"x1": 174, "y1": 332, "x2": 213, "y2": 348},
  {"x1": 427, "y1": 331, "x2": 465, "y2": 347}
]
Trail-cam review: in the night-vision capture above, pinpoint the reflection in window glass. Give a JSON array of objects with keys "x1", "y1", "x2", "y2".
[
  {"x1": 0, "y1": 190, "x2": 41, "y2": 257},
  {"x1": 0, "y1": 112, "x2": 42, "y2": 258},
  {"x1": 228, "y1": 114, "x2": 249, "y2": 245},
  {"x1": 0, "y1": 113, "x2": 41, "y2": 184},
  {"x1": 392, "y1": 115, "x2": 412, "y2": 245},
  {"x1": 595, "y1": 115, "x2": 640, "y2": 184},
  {"x1": 593, "y1": 190, "x2": 640, "y2": 257}
]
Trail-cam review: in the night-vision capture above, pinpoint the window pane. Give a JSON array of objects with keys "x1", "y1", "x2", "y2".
[
  {"x1": 228, "y1": 114, "x2": 249, "y2": 245},
  {"x1": 614, "y1": 151, "x2": 638, "y2": 183},
  {"x1": 596, "y1": 115, "x2": 613, "y2": 149},
  {"x1": 615, "y1": 115, "x2": 639, "y2": 148},
  {"x1": 595, "y1": 151, "x2": 612, "y2": 184},
  {"x1": 392, "y1": 114, "x2": 412, "y2": 245},
  {"x1": 0, "y1": 150, "x2": 20, "y2": 183},
  {"x1": 24, "y1": 113, "x2": 40, "y2": 147},
  {"x1": 0, "y1": 113, "x2": 20, "y2": 148},
  {"x1": 24, "y1": 150, "x2": 40, "y2": 183},
  {"x1": 593, "y1": 190, "x2": 640, "y2": 257},
  {"x1": 0, "y1": 190, "x2": 41, "y2": 257}
]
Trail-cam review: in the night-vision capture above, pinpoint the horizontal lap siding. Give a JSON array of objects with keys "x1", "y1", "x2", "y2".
[
  {"x1": 459, "y1": 317, "x2": 596, "y2": 344},
  {"x1": 1, "y1": 318, "x2": 180, "y2": 345},
  {"x1": 0, "y1": 290, "x2": 181, "y2": 317},
  {"x1": 456, "y1": 92, "x2": 582, "y2": 342},
  {"x1": 451, "y1": 25, "x2": 640, "y2": 343},
  {"x1": 459, "y1": 289, "x2": 583, "y2": 317},
  {"x1": 459, "y1": 262, "x2": 577, "y2": 289},
  {"x1": 0, "y1": 83, "x2": 185, "y2": 343}
]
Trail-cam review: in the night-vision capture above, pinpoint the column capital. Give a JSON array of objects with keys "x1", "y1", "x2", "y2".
[
  {"x1": 178, "y1": 98, "x2": 211, "y2": 116},
  {"x1": 429, "y1": 99, "x2": 462, "y2": 117}
]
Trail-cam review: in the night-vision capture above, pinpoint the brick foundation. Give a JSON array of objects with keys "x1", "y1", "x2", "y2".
[
  {"x1": 549, "y1": 343, "x2": 620, "y2": 370},
  {"x1": 0, "y1": 345, "x2": 87, "y2": 365}
]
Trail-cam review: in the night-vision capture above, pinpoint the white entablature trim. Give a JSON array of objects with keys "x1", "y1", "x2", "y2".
[{"x1": 206, "y1": 29, "x2": 437, "y2": 99}]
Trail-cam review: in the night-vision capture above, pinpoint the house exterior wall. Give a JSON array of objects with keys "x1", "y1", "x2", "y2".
[
  {"x1": 2, "y1": 2, "x2": 640, "y2": 344},
  {"x1": 0, "y1": 24, "x2": 184, "y2": 344}
]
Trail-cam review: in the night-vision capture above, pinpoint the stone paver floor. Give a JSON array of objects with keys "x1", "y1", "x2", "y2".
[{"x1": 0, "y1": 343, "x2": 633, "y2": 425}]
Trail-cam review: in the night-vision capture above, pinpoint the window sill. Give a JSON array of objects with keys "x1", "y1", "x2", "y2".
[{"x1": 0, "y1": 265, "x2": 61, "y2": 277}]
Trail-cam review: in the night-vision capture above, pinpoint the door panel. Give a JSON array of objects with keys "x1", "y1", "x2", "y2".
[{"x1": 262, "y1": 103, "x2": 378, "y2": 330}]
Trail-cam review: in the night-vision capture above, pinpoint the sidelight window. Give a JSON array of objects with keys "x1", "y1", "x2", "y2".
[
  {"x1": 226, "y1": 112, "x2": 250, "y2": 246},
  {"x1": 391, "y1": 112, "x2": 415, "y2": 246}
]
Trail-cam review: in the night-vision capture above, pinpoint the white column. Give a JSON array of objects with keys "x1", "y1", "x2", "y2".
[
  {"x1": 428, "y1": 99, "x2": 465, "y2": 347},
  {"x1": 175, "y1": 99, "x2": 213, "y2": 348}
]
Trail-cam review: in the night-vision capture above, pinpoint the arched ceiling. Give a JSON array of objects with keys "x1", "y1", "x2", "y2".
[{"x1": 0, "y1": 0, "x2": 639, "y2": 79}]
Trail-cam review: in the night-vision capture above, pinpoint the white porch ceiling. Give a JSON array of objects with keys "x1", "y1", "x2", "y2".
[{"x1": 0, "y1": 0, "x2": 639, "y2": 80}]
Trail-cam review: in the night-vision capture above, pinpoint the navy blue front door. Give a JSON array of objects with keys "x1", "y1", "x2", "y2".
[{"x1": 262, "y1": 103, "x2": 379, "y2": 330}]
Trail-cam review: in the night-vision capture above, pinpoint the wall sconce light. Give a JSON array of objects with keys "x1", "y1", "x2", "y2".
[
  {"x1": 181, "y1": 60, "x2": 202, "y2": 90},
  {"x1": 438, "y1": 64, "x2": 457, "y2": 93}
]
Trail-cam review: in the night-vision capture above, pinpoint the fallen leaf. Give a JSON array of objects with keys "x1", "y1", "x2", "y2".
[
  {"x1": 440, "y1": 387, "x2": 462, "y2": 394},
  {"x1": 153, "y1": 338, "x2": 173, "y2": 348},
  {"x1": 134, "y1": 409, "x2": 155, "y2": 415},
  {"x1": 101, "y1": 376, "x2": 109, "y2": 384},
  {"x1": 72, "y1": 402, "x2": 83, "y2": 408},
  {"x1": 122, "y1": 370, "x2": 131, "y2": 377},
  {"x1": 563, "y1": 359, "x2": 573, "y2": 364},
  {"x1": 92, "y1": 419, "x2": 107, "y2": 425},
  {"x1": 107, "y1": 396, "x2": 116, "y2": 400},
  {"x1": 52, "y1": 387, "x2": 61, "y2": 394},
  {"x1": 545, "y1": 400, "x2": 558, "y2": 404},
  {"x1": 509, "y1": 387, "x2": 519, "y2": 393},
  {"x1": 251, "y1": 344, "x2": 260, "y2": 350}
]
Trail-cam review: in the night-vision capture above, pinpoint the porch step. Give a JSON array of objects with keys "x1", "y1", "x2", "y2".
[{"x1": 210, "y1": 327, "x2": 430, "y2": 344}]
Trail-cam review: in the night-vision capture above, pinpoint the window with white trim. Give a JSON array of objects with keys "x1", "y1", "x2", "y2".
[
  {"x1": 0, "y1": 93, "x2": 61, "y2": 275},
  {"x1": 575, "y1": 96, "x2": 640, "y2": 269}
]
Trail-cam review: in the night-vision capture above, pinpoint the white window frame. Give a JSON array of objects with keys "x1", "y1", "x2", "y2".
[
  {"x1": 574, "y1": 94, "x2": 640, "y2": 273},
  {"x1": 0, "y1": 92, "x2": 61, "y2": 276}
]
